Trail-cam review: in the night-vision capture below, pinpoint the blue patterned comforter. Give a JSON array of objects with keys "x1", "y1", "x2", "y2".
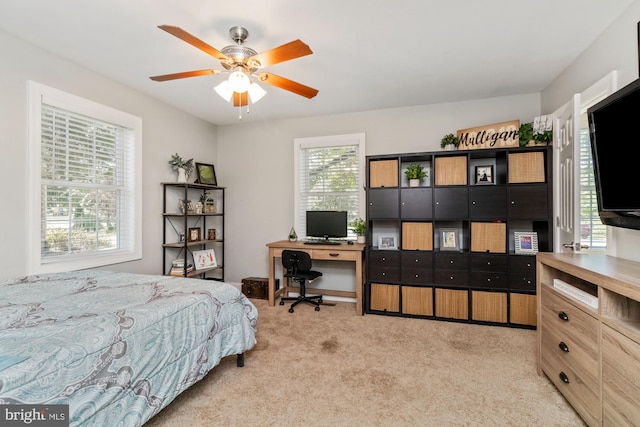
[{"x1": 0, "y1": 270, "x2": 258, "y2": 426}]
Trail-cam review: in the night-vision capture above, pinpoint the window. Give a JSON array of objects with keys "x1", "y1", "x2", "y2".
[
  {"x1": 28, "y1": 81, "x2": 142, "y2": 273},
  {"x1": 294, "y1": 133, "x2": 365, "y2": 239},
  {"x1": 578, "y1": 126, "x2": 606, "y2": 249}
]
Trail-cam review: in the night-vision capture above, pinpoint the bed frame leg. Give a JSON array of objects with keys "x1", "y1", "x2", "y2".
[{"x1": 236, "y1": 353, "x2": 244, "y2": 367}]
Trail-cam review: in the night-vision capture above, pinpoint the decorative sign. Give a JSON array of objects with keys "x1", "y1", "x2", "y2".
[{"x1": 457, "y1": 119, "x2": 520, "y2": 150}]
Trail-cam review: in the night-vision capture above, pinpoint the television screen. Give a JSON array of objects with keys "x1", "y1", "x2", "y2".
[
  {"x1": 588, "y1": 77, "x2": 640, "y2": 229},
  {"x1": 306, "y1": 211, "x2": 347, "y2": 240}
]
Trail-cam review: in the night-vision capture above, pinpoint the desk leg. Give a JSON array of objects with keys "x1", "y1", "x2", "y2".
[
  {"x1": 355, "y1": 257, "x2": 363, "y2": 315},
  {"x1": 268, "y1": 248, "x2": 276, "y2": 307}
]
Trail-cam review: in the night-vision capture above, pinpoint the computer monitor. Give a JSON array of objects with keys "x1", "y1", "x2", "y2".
[{"x1": 306, "y1": 210, "x2": 347, "y2": 241}]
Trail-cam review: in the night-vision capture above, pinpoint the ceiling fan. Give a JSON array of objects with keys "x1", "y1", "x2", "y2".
[{"x1": 150, "y1": 25, "x2": 318, "y2": 107}]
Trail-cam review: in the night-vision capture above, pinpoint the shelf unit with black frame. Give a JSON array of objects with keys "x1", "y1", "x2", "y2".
[
  {"x1": 162, "y1": 182, "x2": 225, "y2": 280},
  {"x1": 365, "y1": 145, "x2": 552, "y2": 329}
]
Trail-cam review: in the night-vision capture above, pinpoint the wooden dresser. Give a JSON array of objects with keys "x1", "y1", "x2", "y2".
[{"x1": 536, "y1": 253, "x2": 640, "y2": 426}]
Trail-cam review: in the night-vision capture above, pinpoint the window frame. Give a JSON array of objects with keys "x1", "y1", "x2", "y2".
[
  {"x1": 27, "y1": 81, "x2": 142, "y2": 274},
  {"x1": 293, "y1": 133, "x2": 366, "y2": 240}
]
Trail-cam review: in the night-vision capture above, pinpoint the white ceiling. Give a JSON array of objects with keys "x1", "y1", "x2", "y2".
[{"x1": 0, "y1": 0, "x2": 634, "y2": 126}]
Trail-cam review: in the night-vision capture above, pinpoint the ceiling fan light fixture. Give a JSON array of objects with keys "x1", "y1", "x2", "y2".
[
  {"x1": 214, "y1": 80, "x2": 234, "y2": 102},
  {"x1": 228, "y1": 69, "x2": 250, "y2": 93},
  {"x1": 248, "y1": 82, "x2": 266, "y2": 103}
]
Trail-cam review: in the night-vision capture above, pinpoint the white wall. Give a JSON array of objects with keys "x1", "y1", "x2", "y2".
[
  {"x1": 541, "y1": 1, "x2": 640, "y2": 262},
  {"x1": 217, "y1": 94, "x2": 541, "y2": 283},
  {"x1": 0, "y1": 29, "x2": 218, "y2": 280}
]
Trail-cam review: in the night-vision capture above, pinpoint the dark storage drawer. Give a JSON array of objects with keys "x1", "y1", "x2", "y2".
[
  {"x1": 469, "y1": 186, "x2": 507, "y2": 219},
  {"x1": 401, "y1": 268, "x2": 433, "y2": 285},
  {"x1": 469, "y1": 253, "x2": 507, "y2": 272},
  {"x1": 435, "y1": 252, "x2": 469, "y2": 270},
  {"x1": 369, "y1": 266, "x2": 400, "y2": 283},
  {"x1": 369, "y1": 250, "x2": 400, "y2": 266},
  {"x1": 401, "y1": 251, "x2": 433, "y2": 268},
  {"x1": 434, "y1": 187, "x2": 469, "y2": 218},
  {"x1": 509, "y1": 255, "x2": 536, "y2": 274},
  {"x1": 469, "y1": 271, "x2": 508, "y2": 290},
  {"x1": 368, "y1": 188, "x2": 399, "y2": 218},
  {"x1": 434, "y1": 269, "x2": 469, "y2": 287},
  {"x1": 401, "y1": 188, "x2": 433, "y2": 219},
  {"x1": 508, "y1": 185, "x2": 548, "y2": 219},
  {"x1": 509, "y1": 273, "x2": 535, "y2": 291}
]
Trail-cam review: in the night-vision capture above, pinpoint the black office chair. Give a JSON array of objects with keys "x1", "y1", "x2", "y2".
[{"x1": 279, "y1": 250, "x2": 323, "y2": 313}]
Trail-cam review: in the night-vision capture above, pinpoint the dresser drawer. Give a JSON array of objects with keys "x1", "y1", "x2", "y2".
[
  {"x1": 508, "y1": 273, "x2": 535, "y2": 292},
  {"x1": 434, "y1": 269, "x2": 468, "y2": 288},
  {"x1": 469, "y1": 271, "x2": 508, "y2": 290},
  {"x1": 369, "y1": 266, "x2": 400, "y2": 283},
  {"x1": 540, "y1": 285, "x2": 599, "y2": 348},
  {"x1": 400, "y1": 251, "x2": 433, "y2": 268},
  {"x1": 369, "y1": 250, "x2": 400, "y2": 266},
  {"x1": 401, "y1": 268, "x2": 433, "y2": 285},
  {"x1": 540, "y1": 339, "x2": 600, "y2": 427},
  {"x1": 434, "y1": 253, "x2": 469, "y2": 270},
  {"x1": 469, "y1": 253, "x2": 507, "y2": 272},
  {"x1": 509, "y1": 255, "x2": 536, "y2": 274}
]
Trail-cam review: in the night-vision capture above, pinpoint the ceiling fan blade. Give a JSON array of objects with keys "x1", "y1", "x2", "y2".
[
  {"x1": 232, "y1": 92, "x2": 248, "y2": 107},
  {"x1": 249, "y1": 40, "x2": 312, "y2": 68},
  {"x1": 158, "y1": 25, "x2": 228, "y2": 61},
  {"x1": 257, "y1": 72, "x2": 318, "y2": 99},
  {"x1": 149, "y1": 69, "x2": 221, "y2": 82}
]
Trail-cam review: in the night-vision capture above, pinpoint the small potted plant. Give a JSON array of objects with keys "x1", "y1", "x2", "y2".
[
  {"x1": 517, "y1": 122, "x2": 534, "y2": 147},
  {"x1": 404, "y1": 163, "x2": 427, "y2": 187},
  {"x1": 349, "y1": 218, "x2": 366, "y2": 244},
  {"x1": 440, "y1": 133, "x2": 460, "y2": 151},
  {"x1": 288, "y1": 227, "x2": 298, "y2": 242},
  {"x1": 169, "y1": 153, "x2": 194, "y2": 182}
]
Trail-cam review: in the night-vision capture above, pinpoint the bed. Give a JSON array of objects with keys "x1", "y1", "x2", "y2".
[{"x1": 0, "y1": 269, "x2": 258, "y2": 426}]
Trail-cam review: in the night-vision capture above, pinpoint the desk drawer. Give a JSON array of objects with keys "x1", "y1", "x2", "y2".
[{"x1": 312, "y1": 249, "x2": 359, "y2": 261}]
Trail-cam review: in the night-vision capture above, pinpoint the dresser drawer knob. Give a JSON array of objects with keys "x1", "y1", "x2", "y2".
[
  {"x1": 559, "y1": 372, "x2": 570, "y2": 384},
  {"x1": 558, "y1": 311, "x2": 569, "y2": 321},
  {"x1": 559, "y1": 342, "x2": 570, "y2": 352}
]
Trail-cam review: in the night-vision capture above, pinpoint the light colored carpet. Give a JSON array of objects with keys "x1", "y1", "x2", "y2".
[{"x1": 146, "y1": 298, "x2": 585, "y2": 426}]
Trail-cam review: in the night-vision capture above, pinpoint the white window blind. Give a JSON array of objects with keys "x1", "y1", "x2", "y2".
[
  {"x1": 294, "y1": 133, "x2": 365, "y2": 238},
  {"x1": 579, "y1": 128, "x2": 606, "y2": 249},
  {"x1": 28, "y1": 81, "x2": 142, "y2": 273}
]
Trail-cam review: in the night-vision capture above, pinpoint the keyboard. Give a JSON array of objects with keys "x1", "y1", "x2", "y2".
[{"x1": 303, "y1": 240, "x2": 342, "y2": 245}]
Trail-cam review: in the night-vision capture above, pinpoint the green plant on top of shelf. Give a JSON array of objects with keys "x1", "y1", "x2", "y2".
[
  {"x1": 168, "y1": 153, "x2": 194, "y2": 175},
  {"x1": 440, "y1": 133, "x2": 460, "y2": 149},
  {"x1": 404, "y1": 163, "x2": 427, "y2": 181},
  {"x1": 349, "y1": 218, "x2": 366, "y2": 236}
]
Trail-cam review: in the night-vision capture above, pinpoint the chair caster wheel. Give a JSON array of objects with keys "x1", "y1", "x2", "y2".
[
  {"x1": 288, "y1": 308, "x2": 294, "y2": 313},
  {"x1": 279, "y1": 301, "x2": 284, "y2": 305},
  {"x1": 315, "y1": 306, "x2": 320, "y2": 311},
  {"x1": 318, "y1": 298, "x2": 323, "y2": 304}
]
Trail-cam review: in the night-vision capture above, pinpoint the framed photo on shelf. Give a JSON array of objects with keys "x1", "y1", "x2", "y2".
[
  {"x1": 440, "y1": 228, "x2": 459, "y2": 251},
  {"x1": 514, "y1": 231, "x2": 538, "y2": 254},
  {"x1": 195, "y1": 163, "x2": 217, "y2": 185},
  {"x1": 378, "y1": 236, "x2": 397, "y2": 250},
  {"x1": 475, "y1": 165, "x2": 494, "y2": 184},
  {"x1": 193, "y1": 249, "x2": 217, "y2": 270},
  {"x1": 188, "y1": 227, "x2": 201, "y2": 242}
]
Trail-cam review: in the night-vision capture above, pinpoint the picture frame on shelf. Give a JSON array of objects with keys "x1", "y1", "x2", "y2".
[
  {"x1": 193, "y1": 249, "x2": 217, "y2": 270},
  {"x1": 475, "y1": 165, "x2": 494, "y2": 184},
  {"x1": 188, "y1": 227, "x2": 201, "y2": 242},
  {"x1": 378, "y1": 236, "x2": 397, "y2": 250},
  {"x1": 514, "y1": 231, "x2": 538, "y2": 254},
  {"x1": 440, "y1": 228, "x2": 459, "y2": 251},
  {"x1": 195, "y1": 163, "x2": 217, "y2": 185}
]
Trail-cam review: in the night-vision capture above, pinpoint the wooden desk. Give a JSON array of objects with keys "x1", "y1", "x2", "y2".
[{"x1": 266, "y1": 240, "x2": 365, "y2": 315}]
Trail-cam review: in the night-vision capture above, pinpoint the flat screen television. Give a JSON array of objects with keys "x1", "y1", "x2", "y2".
[
  {"x1": 587, "y1": 77, "x2": 640, "y2": 230},
  {"x1": 306, "y1": 210, "x2": 348, "y2": 241}
]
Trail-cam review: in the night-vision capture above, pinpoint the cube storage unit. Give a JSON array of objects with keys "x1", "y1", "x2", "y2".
[{"x1": 365, "y1": 145, "x2": 552, "y2": 328}]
